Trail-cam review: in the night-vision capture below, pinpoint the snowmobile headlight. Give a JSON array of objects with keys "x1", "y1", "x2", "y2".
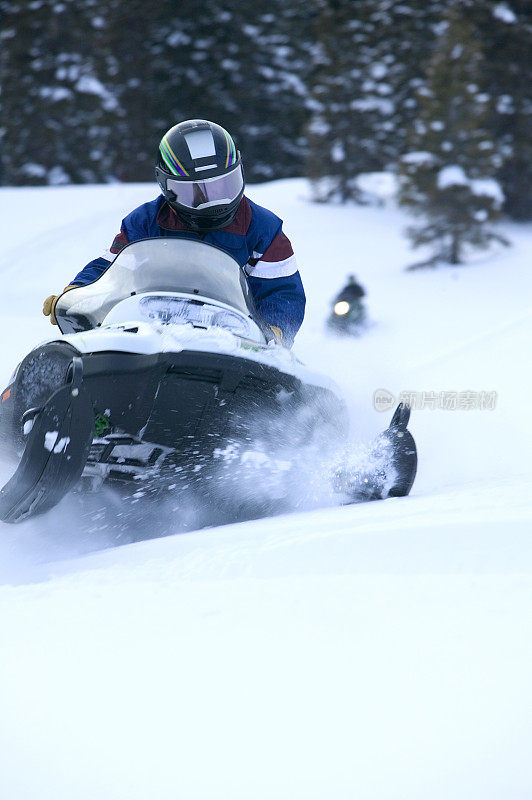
[
  {"x1": 139, "y1": 296, "x2": 254, "y2": 338},
  {"x1": 210, "y1": 309, "x2": 250, "y2": 337},
  {"x1": 334, "y1": 301, "x2": 351, "y2": 316}
]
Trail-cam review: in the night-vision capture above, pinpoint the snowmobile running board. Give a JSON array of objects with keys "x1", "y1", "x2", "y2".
[{"x1": 0, "y1": 358, "x2": 94, "y2": 524}]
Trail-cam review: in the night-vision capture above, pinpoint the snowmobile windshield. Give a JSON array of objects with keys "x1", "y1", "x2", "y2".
[{"x1": 55, "y1": 238, "x2": 262, "y2": 336}]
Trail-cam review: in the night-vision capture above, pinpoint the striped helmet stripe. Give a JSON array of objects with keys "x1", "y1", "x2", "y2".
[
  {"x1": 160, "y1": 136, "x2": 189, "y2": 177},
  {"x1": 223, "y1": 129, "x2": 237, "y2": 169}
]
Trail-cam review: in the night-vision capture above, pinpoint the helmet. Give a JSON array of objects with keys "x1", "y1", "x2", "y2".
[{"x1": 155, "y1": 119, "x2": 245, "y2": 231}]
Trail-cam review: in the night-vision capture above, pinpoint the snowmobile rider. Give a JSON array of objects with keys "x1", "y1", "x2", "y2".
[
  {"x1": 43, "y1": 119, "x2": 306, "y2": 346},
  {"x1": 327, "y1": 274, "x2": 367, "y2": 335}
]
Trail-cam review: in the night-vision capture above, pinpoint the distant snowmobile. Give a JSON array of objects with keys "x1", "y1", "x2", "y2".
[
  {"x1": 327, "y1": 274, "x2": 368, "y2": 336},
  {"x1": 0, "y1": 239, "x2": 416, "y2": 525}
]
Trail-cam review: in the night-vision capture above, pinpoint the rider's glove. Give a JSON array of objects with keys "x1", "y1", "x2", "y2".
[
  {"x1": 269, "y1": 325, "x2": 283, "y2": 344},
  {"x1": 42, "y1": 294, "x2": 59, "y2": 325},
  {"x1": 43, "y1": 285, "x2": 76, "y2": 325}
]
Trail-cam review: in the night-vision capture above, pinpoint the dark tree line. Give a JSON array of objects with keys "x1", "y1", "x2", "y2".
[
  {"x1": 1, "y1": 0, "x2": 530, "y2": 242},
  {"x1": 0, "y1": 0, "x2": 314, "y2": 184},
  {"x1": 307, "y1": 0, "x2": 449, "y2": 202}
]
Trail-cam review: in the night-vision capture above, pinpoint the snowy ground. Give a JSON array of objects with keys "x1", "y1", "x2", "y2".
[{"x1": 0, "y1": 178, "x2": 531, "y2": 799}]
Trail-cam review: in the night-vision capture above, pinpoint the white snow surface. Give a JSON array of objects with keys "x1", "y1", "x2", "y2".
[{"x1": 1, "y1": 178, "x2": 531, "y2": 799}]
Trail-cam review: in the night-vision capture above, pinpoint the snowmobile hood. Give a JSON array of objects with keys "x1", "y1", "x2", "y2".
[{"x1": 50, "y1": 321, "x2": 340, "y2": 395}]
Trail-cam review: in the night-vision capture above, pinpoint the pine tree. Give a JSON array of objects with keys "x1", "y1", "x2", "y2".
[{"x1": 399, "y1": 3, "x2": 507, "y2": 266}]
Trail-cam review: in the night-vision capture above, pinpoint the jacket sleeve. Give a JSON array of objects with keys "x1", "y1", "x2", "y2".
[
  {"x1": 244, "y1": 228, "x2": 306, "y2": 346},
  {"x1": 70, "y1": 199, "x2": 160, "y2": 286},
  {"x1": 69, "y1": 227, "x2": 130, "y2": 286}
]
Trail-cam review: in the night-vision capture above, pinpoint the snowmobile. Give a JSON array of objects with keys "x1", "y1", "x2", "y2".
[
  {"x1": 0, "y1": 238, "x2": 417, "y2": 525},
  {"x1": 327, "y1": 274, "x2": 368, "y2": 337}
]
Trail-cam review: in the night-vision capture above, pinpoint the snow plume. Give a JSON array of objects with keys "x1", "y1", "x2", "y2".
[
  {"x1": 0, "y1": 491, "x2": 113, "y2": 586},
  {"x1": 65, "y1": 388, "x2": 392, "y2": 541},
  {"x1": 197, "y1": 392, "x2": 398, "y2": 519},
  {"x1": 216, "y1": 393, "x2": 344, "y2": 513},
  {"x1": 0, "y1": 376, "x2": 397, "y2": 564}
]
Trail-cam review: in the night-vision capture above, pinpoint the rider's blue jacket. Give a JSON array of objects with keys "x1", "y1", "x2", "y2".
[{"x1": 71, "y1": 195, "x2": 305, "y2": 345}]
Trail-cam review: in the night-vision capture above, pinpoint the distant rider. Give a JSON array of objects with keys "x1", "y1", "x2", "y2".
[{"x1": 43, "y1": 119, "x2": 306, "y2": 346}]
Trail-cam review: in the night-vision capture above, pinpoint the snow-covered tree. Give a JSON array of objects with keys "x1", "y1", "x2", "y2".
[
  {"x1": 461, "y1": 1, "x2": 532, "y2": 220},
  {"x1": 2, "y1": 0, "x2": 528, "y2": 210},
  {"x1": 399, "y1": 4, "x2": 507, "y2": 266},
  {"x1": 148, "y1": 0, "x2": 314, "y2": 183},
  {"x1": 0, "y1": 0, "x2": 119, "y2": 185},
  {"x1": 94, "y1": 0, "x2": 166, "y2": 183},
  {"x1": 306, "y1": 0, "x2": 446, "y2": 202},
  {"x1": 0, "y1": 0, "x2": 314, "y2": 185}
]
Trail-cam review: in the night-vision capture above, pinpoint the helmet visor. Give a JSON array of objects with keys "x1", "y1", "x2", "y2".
[{"x1": 166, "y1": 165, "x2": 243, "y2": 210}]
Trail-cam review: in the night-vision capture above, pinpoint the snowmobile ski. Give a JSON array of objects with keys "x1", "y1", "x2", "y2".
[{"x1": 0, "y1": 358, "x2": 94, "y2": 523}]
